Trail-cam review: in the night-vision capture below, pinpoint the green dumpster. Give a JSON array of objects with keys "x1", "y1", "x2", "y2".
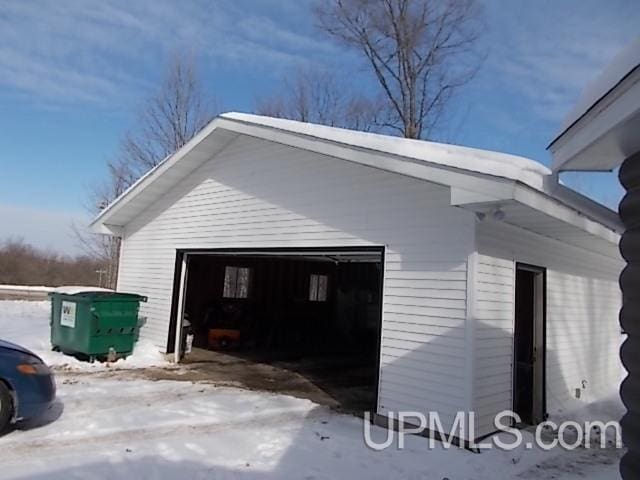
[{"x1": 49, "y1": 290, "x2": 147, "y2": 362}]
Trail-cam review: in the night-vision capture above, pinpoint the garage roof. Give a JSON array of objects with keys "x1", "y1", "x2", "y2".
[
  {"x1": 223, "y1": 113, "x2": 552, "y2": 191},
  {"x1": 90, "y1": 112, "x2": 621, "y2": 250}
]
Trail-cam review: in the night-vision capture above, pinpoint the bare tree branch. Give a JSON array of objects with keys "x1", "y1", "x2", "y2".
[
  {"x1": 116, "y1": 54, "x2": 216, "y2": 181},
  {"x1": 75, "y1": 54, "x2": 216, "y2": 288},
  {"x1": 256, "y1": 66, "x2": 382, "y2": 132},
  {"x1": 315, "y1": 0, "x2": 483, "y2": 139}
]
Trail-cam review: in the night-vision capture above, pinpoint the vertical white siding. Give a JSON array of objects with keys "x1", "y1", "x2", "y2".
[
  {"x1": 473, "y1": 219, "x2": 623, "y2": 436},
  {"x1": 117, "y1": 134, "x2": 476, "y2": 427}
]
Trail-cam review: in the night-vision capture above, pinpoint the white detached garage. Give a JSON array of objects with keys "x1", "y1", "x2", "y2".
[{"x1": 91, "y1": 113, "x2": 623, "y2": 441}]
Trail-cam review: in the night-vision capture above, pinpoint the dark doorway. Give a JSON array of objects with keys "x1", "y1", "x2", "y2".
[
  {"x1": 169, "y1": 248, "x2": 384, "y2": 413},
  {"x1": 513, "y1": 264, "x2": 546, "y2": 425}
]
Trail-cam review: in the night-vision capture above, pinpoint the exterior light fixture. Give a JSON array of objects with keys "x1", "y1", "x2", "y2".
[{"x1": 492, "y1": 208, "x2": 506, "y2": 221}]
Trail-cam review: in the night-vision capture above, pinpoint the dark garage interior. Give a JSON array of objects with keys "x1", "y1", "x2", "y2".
[{"x1": 178, "y1": 249, "x2": 383, "y2": 413}]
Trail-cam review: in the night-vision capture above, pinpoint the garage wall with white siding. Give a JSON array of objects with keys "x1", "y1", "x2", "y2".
[
  {"x1": 473, "y1": 219, "x2": 623, "y2": 436},
  {"x1": 117, "y1": 134, "x2": 476, "y2": 427}
]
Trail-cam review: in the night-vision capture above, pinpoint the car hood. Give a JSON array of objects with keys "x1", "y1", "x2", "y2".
[{"x1": 0, "y1": 339, "x2": 40, "y2": 358}]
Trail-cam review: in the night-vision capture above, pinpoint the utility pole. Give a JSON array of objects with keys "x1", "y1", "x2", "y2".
[{"x1": 96, "y1": 269, "x2": 107, "y2": 288}]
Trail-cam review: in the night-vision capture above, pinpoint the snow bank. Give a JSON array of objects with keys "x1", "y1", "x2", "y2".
[
  {"x1": 0, "y1": 285, "x2": 55, "y2": 292},
  {"x1": 52, "y1": 286, "x2": 114, "y2": 295},
  {"x1": 552, "y1": 391, "x2": 625, "y2": 424},
  {"x1": 0, "y1": 300, "x2": 168, "y2": 371}
]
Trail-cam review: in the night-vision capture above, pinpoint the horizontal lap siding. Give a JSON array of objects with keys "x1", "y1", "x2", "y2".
[
  {"x1": 118, "y1": 135, "x2": 475, "y2": 424},
  {"x1": 473, "y1": 220, "x2": 623, "y2": 436},
  {"x1": 474, "y1": 254, "x2": 515, "y2": 435}
]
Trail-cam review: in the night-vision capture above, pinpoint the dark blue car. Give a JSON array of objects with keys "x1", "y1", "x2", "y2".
[{"x1": 0, "y1": 339, "x2": 56, "y2": 432}]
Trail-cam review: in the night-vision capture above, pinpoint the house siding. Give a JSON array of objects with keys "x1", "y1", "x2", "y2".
[
  {"x1": 117, "y1": 134, "x2": 476, "y2": 427},
  {"x1": 473, "y1": 219, "x2": 623, "y2": 436}
]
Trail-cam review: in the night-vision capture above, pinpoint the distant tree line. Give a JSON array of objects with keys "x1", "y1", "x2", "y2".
[{"x1": 0, "y1": 238, "x2": 107, "y2": 287}]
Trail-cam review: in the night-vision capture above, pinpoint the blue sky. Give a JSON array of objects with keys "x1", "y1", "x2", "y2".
[{"x1": 0, "y1": 0, "x2": 638, "y2": 255}]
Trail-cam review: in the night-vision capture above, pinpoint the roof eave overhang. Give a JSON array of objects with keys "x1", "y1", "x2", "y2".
[
  {"x1": 90, "y1": 119, "x2": 240, "y2": 233},
  {"x1": 451, "y1": 182, "x2": 621, "y2": 248},
  {"x1": 94, "y1": 223, "x2": 123, "y2": 236},
  {"x1": 90, "y1": 115, "x2": 621, "y2": 250},
  {"x1": 217, "y1": 115, "x2": 520, "y2": 197},
  {"x1": 549, "y1": 66, "x2": 640, "y2": 172},
  {"x1": 90, "y1": 116, "x2": 519, "y2": 233},
  {"x1": 231, "y1": 115, "x2": 622, "y2": 245}
]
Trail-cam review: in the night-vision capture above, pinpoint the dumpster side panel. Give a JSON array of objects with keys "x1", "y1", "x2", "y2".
[{"x1": 87, "y1": 298, "x2": 142, "y2": 356}]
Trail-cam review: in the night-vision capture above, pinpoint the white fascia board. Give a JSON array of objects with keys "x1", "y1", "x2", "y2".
[
  {"x1": 550, "y1": 67, "x2": 640, "y2": 172},
  {"x1": 512, "y1": 186, "x2": 620, "y2": 244},
  {"x1": 90, "y1": 113, "x2": 620, "y2": 246},
  {"x1": 94, "y1": 224, "x2": 123, "y2": 236},
  {"x1": 216, "y1": 117, "x2": 517, "y2": 198},
  {"x1": 450, "y1": 187, "x2": 513, "y2": 206},
  {"x1": 451, "y1": 184, "x2": 620, "y2": 245},
  {"x1": 222, "y1": 112, "x2": 551, "y2": 190},
  {"x1": 91, "y1": 112, "x2": 515, "y2": 235},
  {"x1": 89, "y1": 119, "x2": 238, "y2": 233},
  {"x1": 549, "y1": 182, "x2": 623, "y2": 231}
]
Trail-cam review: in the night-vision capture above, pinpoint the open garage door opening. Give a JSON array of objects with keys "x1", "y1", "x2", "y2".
[{"x1": 168, "y1": 247, "x2": 384, "y2": 413}]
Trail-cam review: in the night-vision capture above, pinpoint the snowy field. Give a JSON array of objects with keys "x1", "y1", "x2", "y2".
[{"x1": 0, "y1": 300, "x2": 624, "y2": 479}]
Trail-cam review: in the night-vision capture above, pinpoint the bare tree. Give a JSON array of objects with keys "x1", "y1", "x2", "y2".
[
  {"x1": 76, "y1": 54, "x2": 216, "y2": 288},
  {"x1": 257, "y1": 66, "x2": 381, "y2": 131},
  {"x1": 315, "y1": 0, "x2": 483, "y2": 139},
  {"x1": 110, "y1": 54, "x2": 216, "y2": 186}
]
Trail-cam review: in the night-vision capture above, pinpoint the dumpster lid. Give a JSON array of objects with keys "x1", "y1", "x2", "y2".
[{"x1": 53, "y1": 286, "x2": 115, "y2": 295}]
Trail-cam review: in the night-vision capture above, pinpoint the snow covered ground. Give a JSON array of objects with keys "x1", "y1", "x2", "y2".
[
  {"x1": 0, "y1": 376, "x2": 623, "y2": 480},
  {"x1": 0, "y1": 300, "x2": 168, "y2": 370},
  {"x1": 0, "y1": 300, "x2": 624, "y2": 479}
]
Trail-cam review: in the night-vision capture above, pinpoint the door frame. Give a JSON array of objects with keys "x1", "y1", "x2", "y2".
[
  {"x1": 166, "y1": 252, "x2": 190, "y2": 362},
  {"x1": 513, "y1": 262, "x2": 547, "y2": 424}
]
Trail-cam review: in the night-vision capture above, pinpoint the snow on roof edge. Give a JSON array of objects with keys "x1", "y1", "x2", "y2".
[
  {"x1": 93, "y1": 112, "x2": 554, "y2": 231},
  {"x1": 223, "y1": 113, "x2": 623, "y2": 234},
  {"x1": 553, "y1": 37, "x2": 640, "y2": 142},
  {"x1": 91, "y1": 111, "x2": 619, "y2": 239},
  {"x1": 221, "y1": 112, "x2": 551, "y2": 192}
]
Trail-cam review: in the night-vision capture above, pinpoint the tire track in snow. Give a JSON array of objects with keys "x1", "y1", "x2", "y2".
[
  {"x1": 0, "y1": 407, "x2": 321, "y2": 461},
  {"x1": 44, "y1": 376, "x2": 277, "y2": 417},
  {"x1": 57, "y1": 386, "x2": 207, "y2": 414}
]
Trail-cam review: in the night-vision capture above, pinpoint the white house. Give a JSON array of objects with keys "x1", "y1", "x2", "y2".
[{"x1": 91, "y1": 112, "x2": 624, "y2": 441}]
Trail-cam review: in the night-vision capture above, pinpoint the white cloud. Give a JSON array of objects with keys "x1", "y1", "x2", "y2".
[
  {"x1": 3, "y1": 0, "x2": 636, "y2": 119},
  {"x1": 480, "y1": 0, "x2": 640, "y2": 124},
  {"x1": 0, "y1": 0, "x2": 333, "y2": 108},
  {"x1": 0, "y1": 204, "x2": 89, "y2": 255}
]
